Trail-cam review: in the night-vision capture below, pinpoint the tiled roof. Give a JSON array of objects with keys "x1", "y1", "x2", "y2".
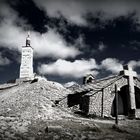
[{"x1": 74, "y1": 75, "x2": 123, "y2": 95}]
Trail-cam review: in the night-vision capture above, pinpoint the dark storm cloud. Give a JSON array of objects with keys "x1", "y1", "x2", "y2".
[
  {"x1": 28, "y1": 0, "x2": 140, "y2": 60},
  {"x1": 0, "y1": 52, "x2": 11, "y2": 66},
  {"x1": 32, "y1": 0, "x2": 140, "y2": 25},
  {"x1": 8, "y1": 0, "x2": 48, "y2": 33}
]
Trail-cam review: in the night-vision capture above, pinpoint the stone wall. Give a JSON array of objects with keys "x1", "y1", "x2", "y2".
[
  {"x1": 132, "y1": 78, "x2": 140, "y2": 118},
  {"x1": 88, "y1": 87, "x2": 115, "y2": 117},
  {"x1": 103, "y1": 86, "x2": 115, "y2": 117},
  {"x1": 134, "y1": 78, "x2": 140, "y2": 89},
  {"x1": 103, "y1": 77, "x2": 128, "y2": 117},
  {"x1": 89, "y1": 91, "x2": 102, "y2": 116},
  {"x1": 88, "y1": 77, "x2": 128, "y2": 117}
]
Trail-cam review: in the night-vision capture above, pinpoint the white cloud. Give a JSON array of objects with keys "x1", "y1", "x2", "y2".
[
  {"x1": 31, "y1": 29, "x2": 80, "y2": 58},
  {"x1": 38, "y1": 57, "x2": 140, "y2": 79},
  {"x1": 33, "y1": 0, "x2": 140, "y2": 25},
  {"x1": 0, "y1": 22, "x2": 80, "y2": 58},
  {"x1": 0, "y1": 52, "x2": 10, "y2": 66},
  {"x1": 38, "y1": 59, "x2": 99, "y2": 78},
  {"x1": 0, "y1": 21, "x2": 26, "y2": 51},
  {"x1": 0, "y1": 2, "x2": 80, "y2": 59},
  {"x1": 101, "y1": 58, "x2": 123, "y2": 73}
]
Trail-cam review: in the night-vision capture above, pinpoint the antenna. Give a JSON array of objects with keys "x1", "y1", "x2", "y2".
[{"x1": 27, "y1": 31, "x2": 30, "y2": 37}]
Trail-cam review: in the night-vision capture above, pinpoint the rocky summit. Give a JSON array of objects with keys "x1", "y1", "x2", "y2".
[{"x1": 0, "y1": 78, "x2": 74, "y2": 138}]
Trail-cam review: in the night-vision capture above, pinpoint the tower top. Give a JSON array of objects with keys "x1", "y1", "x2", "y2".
[{"x1": 26, "y1": 31, "x2": 31, "y2": 47}]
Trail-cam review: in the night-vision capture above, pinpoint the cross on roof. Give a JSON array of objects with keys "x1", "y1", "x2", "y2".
[
  {"x1": 123, "y1": 65, "x2": 137, "y2": 78},
  {"x1": 120, "y1": 65, "x2": 137, "y2": 110}
]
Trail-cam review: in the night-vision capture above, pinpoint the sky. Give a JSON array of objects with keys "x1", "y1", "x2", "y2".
[{"x1": 0, "y1": 0, "x2": 140, "y2": 84}]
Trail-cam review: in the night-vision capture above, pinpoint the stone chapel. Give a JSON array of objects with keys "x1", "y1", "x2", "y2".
[{"x1": 67, "y1": 65, "x2": 140, "y2": 119}]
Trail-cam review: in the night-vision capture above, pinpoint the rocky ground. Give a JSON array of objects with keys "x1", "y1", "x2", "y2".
[
  {"x1": 0, "y1": 78, "x2": 72, "y2": 121},
  {"x1": 27, "y1": 118, "x2": 140, "y2": 140},
  {"x1": 0, "y1": 116, "x2": 140, "y2": 140},
  {"x1": 0, "y1": 78, "x2": 140, "y2": 139}
]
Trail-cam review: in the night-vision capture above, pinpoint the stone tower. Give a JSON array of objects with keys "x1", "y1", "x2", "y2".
[{"x1": 19, "y1": 32, "x2": 34, "y2": 80}]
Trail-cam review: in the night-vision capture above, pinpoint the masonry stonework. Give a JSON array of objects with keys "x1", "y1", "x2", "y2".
[
  {"x1": 86, "y1": 77, "x2": 128, "y2": 117},
  {"x1": 66, "y1": 66, "x2": 140, "y2": 119},
  {"x1": 89, "y1": 91, "x2": 102, "y2": 116}
]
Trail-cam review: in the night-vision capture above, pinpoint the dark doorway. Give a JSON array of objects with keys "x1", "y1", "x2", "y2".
[
  {"x1": 67, "y1": 91, "x2": 89, "y2": 107},
  {"x1": 80, "y1": 95, "x2": 90, "y2": 114},
  {"x1": 135, "y1": 86, "x2": 140, "y2": 109},
  {"x1": 67, "y1": 93, "x2": 82, "y2": 107},
  {"x1": 111, "y1": 85, "x2": 129, "y2": 116}
]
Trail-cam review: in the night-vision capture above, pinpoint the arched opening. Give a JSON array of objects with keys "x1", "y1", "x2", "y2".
[
  {"x1": 111, "y1": 85, "x2": 130, "y2": 117},
  {"x1": 86, "y1": 77, "x2": 94, "y2": 84},
  {"x1": 135, "y1": 86, "x2": 140, "y2": 109}
]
